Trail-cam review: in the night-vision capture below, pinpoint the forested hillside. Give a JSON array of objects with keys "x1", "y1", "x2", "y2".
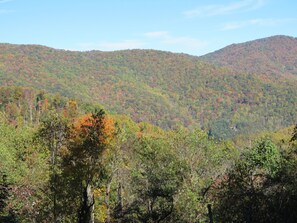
[
  {"x1": 0, "y1": 86, "x2": 297, "y2": 222},
  {"x1": 201, "y1": 35, "x2": 297, "y2": 78},
  {"x1": 0, "y1": 36, "x2": 296, "y2": 138}
]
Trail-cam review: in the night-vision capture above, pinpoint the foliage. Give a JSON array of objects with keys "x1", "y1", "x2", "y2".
[
  {"x1": 291, "y1": 124, "x2": 297, "y2": 142},
  {"x1": 202, "y1": 35, "x2": 297, "y2": 78},
  {"x1": 124, "y1": 136, "x2": 187, "y2": 222},
  {"x1": 0, "y1": 40, "x2": 296, "y2": 138},
  {"x1": 212, "y1": 137, "x2": 297, "y2": 222},
  {"x1": 0, "y1": 85, "x2": 296, "y2": 222},
  {"x1": 0, "y1": 112, "x2": 49, "y2": 222},
  {"x1": 168, "y1": 128, "x2": 238, "y2": 222}
]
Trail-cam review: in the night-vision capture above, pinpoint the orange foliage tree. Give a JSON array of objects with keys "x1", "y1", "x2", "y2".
[{"x1": 65, "y1": 109, "x2": 115, "y2": 223}]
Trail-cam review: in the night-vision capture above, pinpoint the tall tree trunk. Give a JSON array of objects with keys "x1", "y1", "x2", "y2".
[
  {"x1": 78, "y1": 183, "x2": 94, "y2": 223},
  {"x1": 105, "y1": 182, "x2": 111, "y2": 223},
  {"x1": 207, "y1": 204, "x2": 213, "y2": 223},
  {"x1": 117, "y1": 182, "x2": 123, "y2": 215},
  {"x1": 29, "y1": 102, "x2": 33, "y2": 124}
]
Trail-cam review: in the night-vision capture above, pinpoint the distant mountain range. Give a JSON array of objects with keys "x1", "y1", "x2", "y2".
[{"x1": 0, "y1": 35, "x2": 296, "y2": 138}]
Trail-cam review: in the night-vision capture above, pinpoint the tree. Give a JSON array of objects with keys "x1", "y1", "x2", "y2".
[
  {"x1": 36, "y1": 111, "x2": 69, "y2": 222},
  {"x1": 64, "y1": 110, "x2": 115, "y2": 223},
  {"x1": 290, "y1": 124, "x2": 297, "y2": 142},
  {"x1": 0, "y1": 112, "x2": 48, "y2": 222},
  {"x1": 123, "y1": 136, "x2": 187, "y2": 223},
  {"x1": 213, "y1": 138, "x2": 283, "y2": 222},
  {"x1": 169, "y1": 128, "x2": 237, "y2": 222}
]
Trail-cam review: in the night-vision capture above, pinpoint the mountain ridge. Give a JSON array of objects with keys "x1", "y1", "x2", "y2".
[
  {"x1": 0, "y1": 35, "x2": 296, "y2": 138},
  {"x1": 1, "y1": 34, "x2": 296, "y2": 55},
  {"x1": 201, "y1": 35, "x2": 297, "y2": 78}
]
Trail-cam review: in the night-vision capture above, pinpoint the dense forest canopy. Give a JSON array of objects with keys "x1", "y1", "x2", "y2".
[
  {"x1": 201, "y1": 35, "x2": 297, "y2": 78},
  {"x1": 0, "y1": 86, "x2": 296, "y2": 222},
  {"x1": 0, "y1": 35, "x2": 296, "y2": 138}
]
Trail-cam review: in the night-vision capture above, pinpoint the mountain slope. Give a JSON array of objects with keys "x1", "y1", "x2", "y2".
[
  {"x1": 0, "y1": 39, "x2": 296, "y2": 138},
  {"x1": 201, "y1": 35, "x2": 297, "y2": 78}
]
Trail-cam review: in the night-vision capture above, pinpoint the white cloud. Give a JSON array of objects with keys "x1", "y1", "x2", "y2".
[
  {"x1": 221, "y1": 23, "x2": 244, "y2": 30},
  {"x1": 144, "y1": 31, "x2": 168, "y2": 38},
  {"x1": 221, "y1": 18, "x2": 297, "y2": 30},
  {"x1": 144, "y1": 31, "x2": 208, "y2": 50},
  {"x1": 0, "y1": 0, "x2": 13, "y2": 3},
  {"x1": 0, "y1": 9, "x2": 12, "y2": 14},
  {"x1": 184, "y1": 0, "x2": 267, "y2": 18},
  {"x1": 0, "y1": 0, "x2": 13, "y2": 14},
  {"x1": 79, "y1": 40, "x2": 146, "y2": 51},
  {"x1": 162, "y1": 36, "x2": 207, "y2": 48},
  {"x1": 77, "y1": 32, "x2": 208, "y2": 55}
]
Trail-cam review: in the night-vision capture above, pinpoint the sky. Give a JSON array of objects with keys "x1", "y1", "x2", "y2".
[{"x1": 0, "y1": 0, "x2": 297, "y2": 56}]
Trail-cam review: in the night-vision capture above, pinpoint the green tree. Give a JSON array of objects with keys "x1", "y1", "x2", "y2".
[
  {"x1": 36, "y1": 111, "x2": 69, "y2": 222},
  {"x1": 169, "y1": 128, "x2": 237, "y2": 222},
  {"x1": 291, "y1": 124, "x2": 297, "y2": 142},
  {"x1": 213, "y1": 138, "x2": 282, "y2": 222},
  {"x1": 0, "y1": 112, "x2": 48, "y2": 222},
  {"x1": 123, "y1": 136, "x2": 187, "y2": 223}
]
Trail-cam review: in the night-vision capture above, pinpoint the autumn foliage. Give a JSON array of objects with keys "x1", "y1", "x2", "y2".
[{"x1": 72, "y1": 112, "x2": 115, "y2": 145}]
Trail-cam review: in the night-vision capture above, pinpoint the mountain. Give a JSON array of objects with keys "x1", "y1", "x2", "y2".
[
  {"x1": 201, "y1": 35, "x2": 297, "y2": 78},
  {"x1": 0, "y1": 36, "x2": 296, "y2": 138}
]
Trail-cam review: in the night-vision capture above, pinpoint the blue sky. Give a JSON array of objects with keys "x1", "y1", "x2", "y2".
[{"x1": 0, "y1": 0, "x2": 296, "y2": 56}]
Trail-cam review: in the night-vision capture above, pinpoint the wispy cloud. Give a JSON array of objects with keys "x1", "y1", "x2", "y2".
[
  {"x1": 78, "y1": 40, "x2": 146, "y2": 51},
  {"x1": 0, "y1": 9, "x2": 12, "y2": 14},
  {"x1": 162, "y1": 36, "x2": 207, "y2": 48},
  {"x1": 78, "y1": 32, "x2": 207, "y2": 54},
  {"x1": 144, "y1": 31, "x2": 168, "y2": 38},
  {"x1": 144, "y1": 31, "x2": 207, "y2": 48},
  {"x1": 184, "y1": 0, "x2": 267, "y2": 18},
  {"x1": 0, "y1": 0, "x2": 13, "y2": 3},
  {"x1": 0, "y1": 0, "x2": 13, "y2": 15},
  {"x1": 221, "y1": 18, "x2": 297, "y2": 30}
]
